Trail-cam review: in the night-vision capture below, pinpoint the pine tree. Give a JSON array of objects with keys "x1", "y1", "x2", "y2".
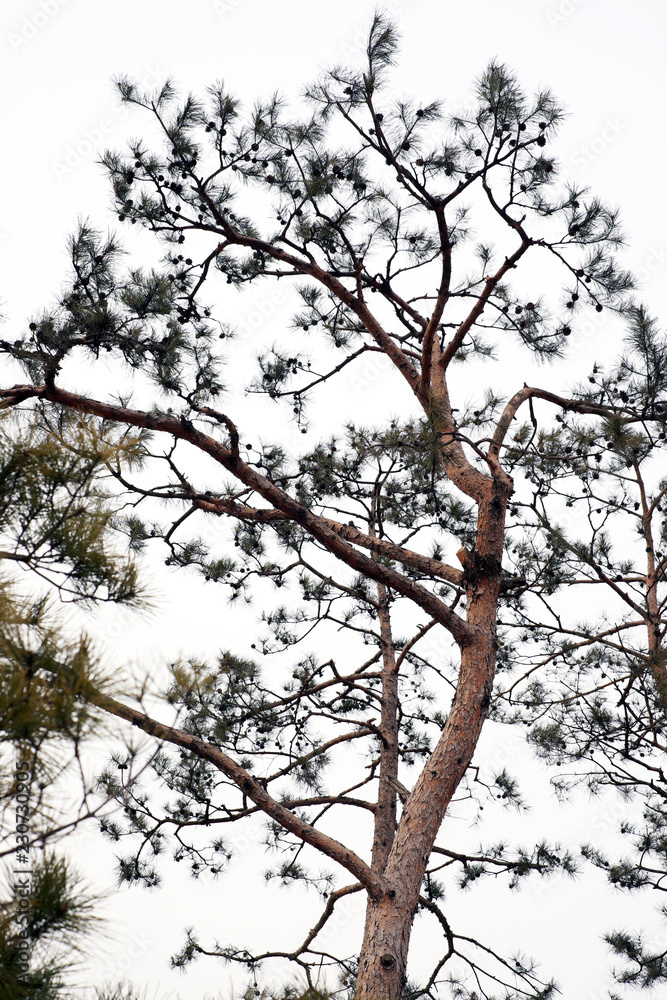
[
  {"x1": 1, "y1": 14, "x2": 665, "y2": 999},
  {"x1": 0, "y1": 851, "x2": 101, "y2": 999},
  {"x1": 494, "y1": 303, "x2": 667, "y2": 988}
]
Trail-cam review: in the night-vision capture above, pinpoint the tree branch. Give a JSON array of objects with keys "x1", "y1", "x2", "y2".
[
  {"x1": 418, "y1": 207, "x2": 451, "y2": 395},
  {"x1": 2, "y1": 383, "x2": 474, "y2": 646},
  {"x1": 440, "y1": 240, "x2": 531, "y2": 370},
  {"x1": 88, "y1": 687, "x2": 386, "y2": 898}
]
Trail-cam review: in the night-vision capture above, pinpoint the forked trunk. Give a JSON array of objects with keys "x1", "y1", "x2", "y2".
[
  {"x1": 353, "y1": 484, "x2": 509, "y2": 998},
  {"x1": 354, "y1": 632, "x2": 498, "y2": 999}
]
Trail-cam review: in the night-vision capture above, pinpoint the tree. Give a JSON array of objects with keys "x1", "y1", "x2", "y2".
[
  {"x1": 1, "y1": 13, "x2": 665, "y2": 998},
  {"x1": 0, "y1": 408, "x2": 147, "y2": 842},
  {"x1": 494, "y1": 317, "x2": 667, "y2": 988},
  {"x1": 0, "y1": 848, "x2": 102, "y2": 1000}
]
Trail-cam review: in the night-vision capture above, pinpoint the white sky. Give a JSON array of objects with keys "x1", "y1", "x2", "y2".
[{"x1": 2, "y1": 0, "x2": 667, "y2": 997}]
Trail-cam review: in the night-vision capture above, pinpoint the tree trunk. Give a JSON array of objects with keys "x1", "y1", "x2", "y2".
[
  {"x1": 641, "y1": 495, "x2": 667, "y2": 714},
  {"x1": 354, "y1": 484, "x2": 509, "y2": 999},
  {"x1": 355, "y1": 887, "x2": 416, "y2": 999},
  {"x1": 354, "y1": 629, "x2": 499, "y2": 997}
]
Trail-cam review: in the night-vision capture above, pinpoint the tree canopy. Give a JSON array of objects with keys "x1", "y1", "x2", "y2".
[{"x1": 1, "y1": 13, "x2": 666, "y2": 1000}]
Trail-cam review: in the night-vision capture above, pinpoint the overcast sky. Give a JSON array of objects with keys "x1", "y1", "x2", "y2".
[{"x1": 2, "y1": 0, "x2": 667, "y2": 996}]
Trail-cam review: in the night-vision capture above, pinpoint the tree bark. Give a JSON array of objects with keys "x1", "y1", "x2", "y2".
[
  {"x1": 353, "y1": 483, "x2": 510, "y2": 999},
  {"x1": 370, "y1": 579, "x2": 400, "y2": 873},
  {"x1": 353, "y1": 633, "x2": 497, "y2": 998},
  {"x1": 636, "y1": 465, "x2": 667, "y2": 714}
]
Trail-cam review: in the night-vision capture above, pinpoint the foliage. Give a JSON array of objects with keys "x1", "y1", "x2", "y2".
[
  {"x1": 0, "y1": 408, "x2": 145, "y2": 604},
  {"x1": 0, "y1": 12, "x2": 665, "y2": 1000},
  {"x1": 0, "y1": 852, "x2": 103, "y2": 1000}
]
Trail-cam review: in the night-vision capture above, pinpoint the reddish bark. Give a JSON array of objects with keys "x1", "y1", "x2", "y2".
[
  {"x1": 636, "y1": 465, "x2": 667, "y2": 714},
  {"x1": 354, "y1": 483, "x2": 510, "y2": 998}
]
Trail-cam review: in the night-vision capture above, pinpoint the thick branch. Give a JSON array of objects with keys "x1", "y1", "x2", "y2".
[
  {"x1": 88, "y1": 688, "x2": 385, "y2": 897},
  {"x1": 193, "y1": 495, "x2": 463, "y2": 587},
  {"x1": 425, "y1": 360, "x2": 492, "y2": 502},
  {"x1": 196, "y1": 206, "x2": 422, "y2": 394},
  {"x1": 2, "y1": 384, "x2": 474, "y2": 647},
  {"x1": 490, "y1": 385, "x2": 646, "y2": 459},
  {"x1": 418, "y1": 207, "x2": 451, "y2": 395},
  {"x1": 440, "y1": 240, "x2": 530, "y2": 370}
]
